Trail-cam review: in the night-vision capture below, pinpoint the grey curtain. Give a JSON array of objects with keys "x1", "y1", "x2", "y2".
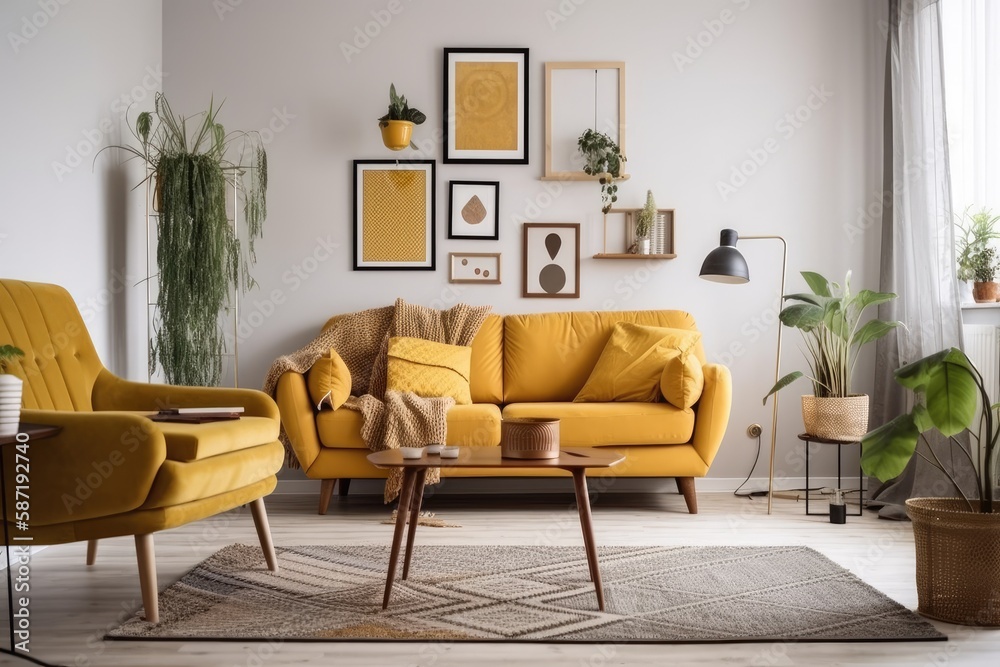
[{"x1": 870, "y1": 0, "x2": 974, "y2": 519}]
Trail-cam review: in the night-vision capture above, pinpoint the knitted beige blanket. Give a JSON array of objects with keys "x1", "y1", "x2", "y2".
[{"x1": 262, "y1": 298, "x2": 490, "y2": 502}]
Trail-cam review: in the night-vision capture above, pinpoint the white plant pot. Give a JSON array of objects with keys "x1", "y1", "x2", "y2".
[
  {"x1": 0, "y1": 375, "x2": 24, "y2": 437},
  {"x1": 638, "y1": 238, "x2": 651, "y2": 255}
]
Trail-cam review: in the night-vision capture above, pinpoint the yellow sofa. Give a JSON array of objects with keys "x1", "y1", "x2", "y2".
[
  {"x1": 0, "y1": 279, "x2": 284, "y2": 623},
  {"x1": 277, "y1": 309, "x2": 732, "y2": 514}
]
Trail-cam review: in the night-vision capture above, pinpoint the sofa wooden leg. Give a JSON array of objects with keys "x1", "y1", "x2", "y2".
[
  {"x1": 86, "y1": 539, "x2": 98, "y2": 566},
  {"x1": 338, "y1": 478, "x2": 352, "y2": 497},
  {"x1": 676, "y1": 477, "x2": 698, "y2": 514},
  {"x1": 250, "y1": 498, "x2": 279, "y2": 572},
  {"x1": 134, "y1": 534, "x2": 159, "y2": 624},
  {"x1": 319, "y1": 479, "x2": 336, "y2": 515}
]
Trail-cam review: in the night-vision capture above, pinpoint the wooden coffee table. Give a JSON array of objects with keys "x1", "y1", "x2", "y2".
[{"x1": 367, "y1": 446, "x2": 624, "y2": 611}]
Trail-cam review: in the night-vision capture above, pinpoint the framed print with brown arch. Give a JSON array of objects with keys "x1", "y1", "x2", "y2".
[
  {"x1": 521, "y1": 223, "x2": 580, "y2": 298},
  {"x1": 448, "y1": 180, "x2": 500, "y2": 240},
  {"x1": 353, "y1": 159, "x2": 436, "y2": 270},
  {"x1": 443, "y1": 48, "x2": 529, "y2": 164}
]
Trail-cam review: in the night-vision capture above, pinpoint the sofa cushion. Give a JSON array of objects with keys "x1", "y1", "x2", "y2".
[
  {"x1": 386, "y1": 336, "x2": 472, "y2": 404},
  {"x1": 156, "y1": 416, "x2": 281, "y2": 462},
  {"x1": 317, "y1": 403, "x2": 502, "y2": 449},
  {"x1": 660, "y1": 349, "x2": 705, "y2": 409},
  {"x1": 502, "y1": 402, "x2": 694, "y2": 446},
  {"x1": 470, "y1": 314, "x2": 503, "y2": 404},
  {"x1": 575, "y1": 323, "x2": 701, "y2": 403},
  {"x1": 504, "y1": 310, "x2": 705, "y2": 403},
  {"x1": 307, "y1": 349, "x2": 351, "y2": 410}
]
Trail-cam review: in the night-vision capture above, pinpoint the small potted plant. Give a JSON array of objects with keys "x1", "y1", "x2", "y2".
[
  {"x1": 955, "y1": 206, "x2": 1000, "y2": 279},
  {"x1": 861, "y1": 347, "x2": 1000, "y2": 625},
  {"x1": 763, "y1": 271, "x2": 902, "y2": 441},
  {"x1": 0, "y1": 344, "x2": 25, "y2": 437},
  {"x1": 633, "y1": 190, "x2": 656, "y2": 255},
  {"x1": 577, "y1": 129, "x2": 626, "y2": 214},
  {"x1": 969, "y1": 245, "x2": 999, "y2": 303},
  {"x1": 378, "y1": 83, "x2": 426, "y2": 151}
]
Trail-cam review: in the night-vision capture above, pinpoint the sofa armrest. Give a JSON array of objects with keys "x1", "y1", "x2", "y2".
[
  {"x1": 91, "y1": 369, "x2": 279, "y2": 421},
  {"x1": 690, "y1": 363, "x2": 732, "y2": 467},
  {"x1": 275, "y1": 371, "x2": 323, "y2": 472},
  {"x1": 8, "y1": 410, "x2": 166, "y2": 526}
]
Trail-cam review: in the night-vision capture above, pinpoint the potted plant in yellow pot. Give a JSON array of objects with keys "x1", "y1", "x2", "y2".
[
  {"x1": 0, "y1": 345, "x2": 25, "y2": 437},
  {"x1": 763, "y1": 271, "x2": 902, "y2": 441},
  {"x1": 861, "y1": 347, "x2": 999, "y2": 625},
  {"x1": 378, "y1": 83, "x2": 426, "y2": 151}
]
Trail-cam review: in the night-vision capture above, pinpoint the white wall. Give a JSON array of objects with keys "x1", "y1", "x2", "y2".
[{"x1": 0, "y1": 0, "x2": 162, "y2": 379}]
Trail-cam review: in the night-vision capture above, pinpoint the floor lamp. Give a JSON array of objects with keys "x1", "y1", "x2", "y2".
[{"x1": 699, "y1": 229, "x2": 788, "y2": 515}]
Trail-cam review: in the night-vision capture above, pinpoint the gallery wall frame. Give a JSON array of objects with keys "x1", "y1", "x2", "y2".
[
  {"x1": 448, "y1": 180, "x2": 500, "y2": 240},
  {"x1": 449, "y1": 252, "x2": 501, "y2": 284},
  {"x1": 544, "y1": 61, "x2": 626, "y2": 180},
  {"x1": 443, "y1": 47, "x2": 529, "y2": 164},
  {"x1": 353, "y1": 159, "x2": 436, "y2": 271},
  {"x1": 521, "y1": 223, "x2": 580, "y2": 298}
]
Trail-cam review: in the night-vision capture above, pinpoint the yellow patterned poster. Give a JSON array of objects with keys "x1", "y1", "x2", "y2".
[
  {"x1": 454, "y1": 61, "x2": 519, "y2": 151},
  {"x1": 361, "y1": 169, "x2": 427, "y2": 264}
]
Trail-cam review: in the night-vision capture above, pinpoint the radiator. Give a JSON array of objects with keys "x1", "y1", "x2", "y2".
[{"x1": 963, "y1": 325, "x2": 1000, "y2": 460}]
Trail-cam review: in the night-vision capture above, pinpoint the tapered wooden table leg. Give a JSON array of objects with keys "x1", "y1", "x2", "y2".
[
  {"x1": 402, "y1": 468, "x2": 427, "y2": 581},
  {"x1": 382, "y1": 467, "x2": 417, "y2": 609},
  {"x1": 571, "y1": 469, "x2": 605, "y2": 611}
]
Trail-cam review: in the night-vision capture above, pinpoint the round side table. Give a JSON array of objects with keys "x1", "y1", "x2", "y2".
[{"x1": 798, "y1": 432, "x2": 864, "y2": 517}]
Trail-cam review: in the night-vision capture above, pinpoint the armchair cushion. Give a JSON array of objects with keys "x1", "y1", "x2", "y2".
[
  {"x1": 316, "y1": 403, "x2": 500, "y2": 449},
  {"x1": 156, "y1": 416, "x2": 280, "y2": 462},
  {"x1": 503, "y1": 402, "x2": 695, "y2": 446}
]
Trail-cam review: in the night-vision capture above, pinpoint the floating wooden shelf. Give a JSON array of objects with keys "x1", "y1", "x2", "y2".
[
  {"x1": 597, "y1": 208, "x2": 676, "y2": 257},
  {"x1": 540, "y1": 173, "x2": 631, "y2": 182},
  {"x1": 594, "y1": 253, "x2": 676, "y2": 260}
]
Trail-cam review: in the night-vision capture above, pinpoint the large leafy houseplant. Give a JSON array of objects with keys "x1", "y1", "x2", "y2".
[
  {"x1": 103, "y1": 93, "x2": 267, "y2": 386},
  {"x1": 577, "y1": 129, "x2": 626, "y2": 214}
]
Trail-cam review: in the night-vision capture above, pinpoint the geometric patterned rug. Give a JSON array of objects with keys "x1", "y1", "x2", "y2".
[{"x1": 107, "y1": 544, "x2": 945, "y2": 643}]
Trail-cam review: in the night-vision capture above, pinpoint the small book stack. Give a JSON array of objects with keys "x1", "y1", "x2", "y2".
[{"x1": 151, "y1": 407, "x2": 245, "y2": 424}]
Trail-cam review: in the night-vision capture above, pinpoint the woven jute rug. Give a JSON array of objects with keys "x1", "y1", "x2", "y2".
[{"x1": 107, "y1": 544, "x2": 944, "y2": 643}]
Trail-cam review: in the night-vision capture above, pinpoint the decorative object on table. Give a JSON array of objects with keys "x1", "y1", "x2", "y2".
[
  {"x1": 521, "y1": 223, "x2": 580, "y2": 298},
  {"x1": 544, "y1": 61, "x2": 626, "y2": 180},
  {"x1": 448, "y1": 252, "x2": 501, "y2": 284},
  {"x1": 501, "y1": 417, "x2": 560, "y2": 459},
  {"x1": 969, "y1": 245, "x2": 999, "y2": 303},
  {"x1": 107, "y1": 543, "x2": 945, "y2": 643},
  {"x1": 378, "y1": 83, "x2": 426, "y2": 151},
  {"x1": 632, "y1": 190, "x2": 656, "y2": 254},
  {"x1": 700, "y1": 229, "x2": 787, "y2": 514},
  {"x1": 399, "y1": 446, "x2": 424, "y2": 459},
  {"x1": 448, "y1": 180, "x2": 499, "y2": 239},
  {"x1": 829, "y1": 489, "x2": 847, "y2": 524},
  {"x1": 861, "y1": 347, "x2": 1000, "y2": 626},
  {"x1": 443, "y1": 48, "x2": 529, "y2": 164},
  {"x1": 762, "y1": 270, "x2": 902, "y2": 443},
  {"x1": 798, "y1": 433, "x2": 864, "y2": 518},
  {"x1": 439, "y1": 446, "x2": 459, "y2": 458},
  {"x1": 353, "y1": 160, "x2": 436, "y2": 270},
  {"x1": 954, "y1": 206, "x2": 1000, "y2": 301},
  {"x1": 98, "y1": 92, "x2": 267, "y2": 387},
  {"x1": 0, "y1": 344, "x2": 24, "y2": 437},
  {"x1": 594, "y1": 208, "x2": 676, "y2": 259},
  {"x1": 578, "y1": 129, "x2": 627, "y2": 214},
  {"x1": 425, "y1": 443, "x2": 444, "y2": 455}
]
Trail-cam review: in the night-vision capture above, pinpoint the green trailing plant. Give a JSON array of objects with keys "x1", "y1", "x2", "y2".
[
  {"x1": 861, "y1": 348, "x2": 996, "y2": 513},
  {"x1": 763, "y1": 271, "x2": 902, "y2": 402},
  {"x1": 577, "y1": 129, "x2": 626, "y2": 214},
  {"x1": 0, "y1": 345, "x2": 24, "y2": 374},
  {"x1": 636, "y1": 190, "x2": 656, "y2": 239},
  {"x1": 970, "y1": 246, "x2": 997, "y2": 283},
  {"x1": 100, "y1": 93, "x2": 267, "y2": 387},
  {"x1": 955, "y1": 206, "x2": 1000, "y2": 281}
]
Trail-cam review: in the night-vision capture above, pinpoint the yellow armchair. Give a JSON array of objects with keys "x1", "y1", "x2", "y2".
[{"x1": 0, "y1": 279, "x2": 283, "y2": 623}]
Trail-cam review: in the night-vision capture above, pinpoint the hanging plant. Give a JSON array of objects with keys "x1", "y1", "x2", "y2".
[
  {"x1": 577, "y1": 129, "x2": 626, "y2": 214},
  {"x1": 101, "y1": 93, "x2": 267, "y2": 386}
]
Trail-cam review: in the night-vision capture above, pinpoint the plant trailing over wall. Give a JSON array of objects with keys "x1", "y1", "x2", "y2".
[
  {"x1": 636, "y1": 190, "x2": 656, "y2": 240},
  {"x1": 955, "y1": 206, "x2": 1000, "y2": 281},
  {"x1": 0, "y1": 345, "x2": 24, "y2": 374},
  {"x1": 577, "y1": 129, "x2": 626, "y2": 214},
  {"x1": 763, "y1": 271, "x2": 902, "y2": 402},
  {"x1": 102, "y1": 93, "x2": 267, "y2": 387}
]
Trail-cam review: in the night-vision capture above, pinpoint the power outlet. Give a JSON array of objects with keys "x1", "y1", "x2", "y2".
[{"x1": 746, "y1": 423, "x2": 762, "y2": 438}]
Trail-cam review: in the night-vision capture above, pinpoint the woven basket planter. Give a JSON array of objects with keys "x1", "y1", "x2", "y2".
[
  {"x1": 801, "y1": 394, "x2": 868, "y2": 442},
  {"x1": 501, "y1": 418, "x2": 560, "y2": 460},
  {"x1": 906, "y1": 498, "x2": 1000, "y2": 626}
]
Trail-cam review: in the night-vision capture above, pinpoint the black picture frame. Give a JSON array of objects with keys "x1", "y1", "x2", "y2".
[{"x1": 448, "y1": 180, "x2": 500, "y2": 240}]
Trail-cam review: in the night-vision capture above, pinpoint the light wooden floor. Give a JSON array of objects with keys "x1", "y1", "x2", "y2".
[{"x1": 5, "y1": 490, "x2": 998, "y2": 666}]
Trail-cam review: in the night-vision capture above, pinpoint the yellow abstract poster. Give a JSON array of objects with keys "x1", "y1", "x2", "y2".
[
  {"x1": 362, "y1": 169, "x2": 427, "y2": 263},
  {"x1": 454, "y1": 61, "x2": 519, "y2": 151}
]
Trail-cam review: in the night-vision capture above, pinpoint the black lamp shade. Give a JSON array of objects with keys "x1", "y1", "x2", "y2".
[{"x1": 699, "y1": 229, "x2": 750, "y2": 283}]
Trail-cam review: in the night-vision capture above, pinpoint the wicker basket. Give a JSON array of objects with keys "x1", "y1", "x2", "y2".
[
  {"x1": 801, "y1": 394, "x2": 869, "y2": 442},
  {"x1": 906, "y1": 498, "x2": 1000, "y2": 626},
  {"x1": 501, "y1": 418, "x2": 560, "y2": 460}
]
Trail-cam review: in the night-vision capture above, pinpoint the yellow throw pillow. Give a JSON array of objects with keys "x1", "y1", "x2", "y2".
[
  {"x1": 659, "y1": 348, "x2": 705, "y2": 409},
  {"x1": 386, "y1": 336, "x2": 472, "y2": 405},
  {"x1": 307, "y1": 349, "x2": 351, "y2": 410},
  {"x1": 574, "y1": 323, "x2": 701, "y2": 403}
]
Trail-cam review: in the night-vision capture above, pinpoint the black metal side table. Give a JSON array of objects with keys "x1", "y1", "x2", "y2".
[{"x1": 798, "y1": 432, "x2": 864, "y2": 517}]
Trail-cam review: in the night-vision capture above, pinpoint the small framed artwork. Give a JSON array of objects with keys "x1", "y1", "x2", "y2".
[
  {"x1": 353, "y1": 159, "x2": 435, "y2": 271},
  {"x1": 443, "y1": 47, "x2": 529, "y2": 164},
  {"x1": 522, "y1": 223, "x2": 580, "y2": 298},
  {"x1": 448, "y1": 180, "x2": 500, "y2": 240},
  {"x1": 449, "y1": 252, "x2": 501, "y2": 284}
]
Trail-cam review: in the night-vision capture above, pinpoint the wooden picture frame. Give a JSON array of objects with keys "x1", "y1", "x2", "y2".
[
  {"x1": 449, "y1": 252, "x2": 501, "y2": 284},
  {"x1": 448, "y1": 180, "x2": 500, "y2": 240},
  {"x1": 353, "y1": 159, "x2": 436, "y2": 270},
  {"x1": 521, "y1": 223, "x2": 580, "y2": 298},
  {"x1": 443, "y1": 48, "x2": 529, "y2": 164},
  {"x1": 594, "y1": 208, "x2": 677, "y2": 259},
  {"x1": 544, "y1": 62, "x2": 626, "y2": 180}
]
